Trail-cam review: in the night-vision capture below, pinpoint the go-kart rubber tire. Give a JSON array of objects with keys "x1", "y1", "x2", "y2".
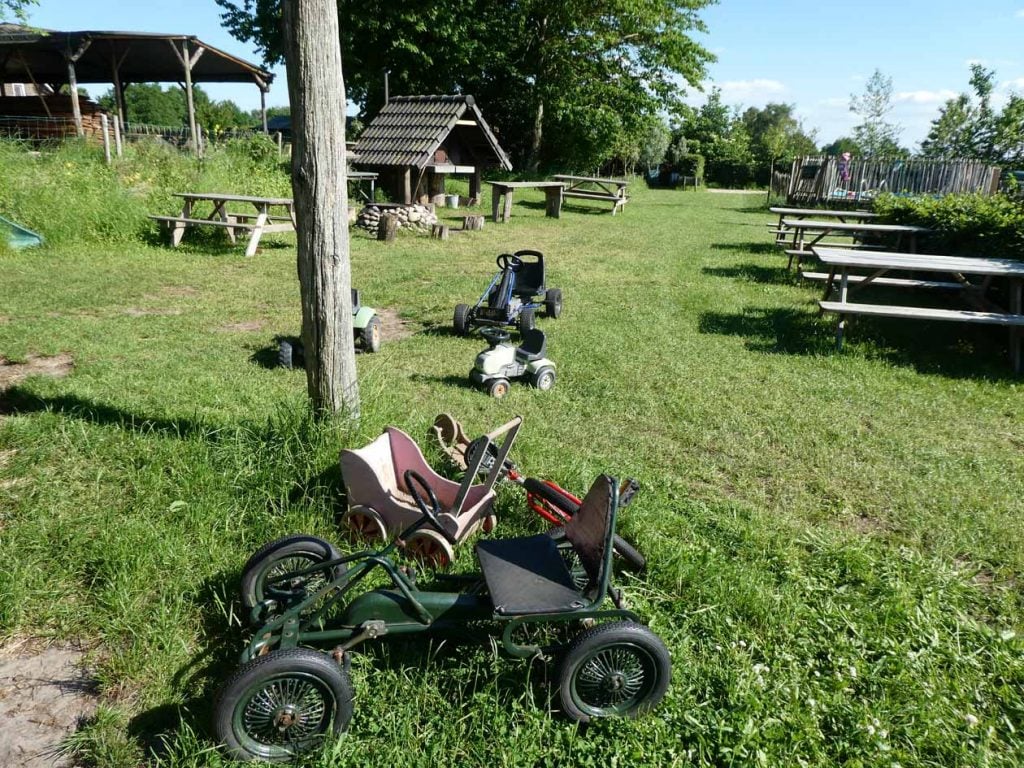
[
  {"x1": 278, "y1": 340, "x2": 294, "y2": 369},
  {"x1": 556, "y1": 621, "x2": 671, "y2": 723},
  {"x1": 519, "y1": 308, "x2": 536, "y2": 335},
  {"x1": 214, "y1": 648, "x2": 353, "y2": 763},
  {"x1": 240, "y1": 534, "x2": 342, "y2": 619},
  {"x1": 612, "y1": 534, "x2": 646, "y2": 573},
  {"x1": 545, "y1": 288, "x2": 563, "y2": 319},
  {"x1": 488, "y1": 378, "x2": 511, "y2": 399},
  {"x1": 362, "y1": 316, "x2": 382, "y2": 353},
  {"x1": 531, "y1": 366, "x2": 556, "y2": 391},
  {"x1": 454, "y1": 304, "x2": 471, "y2": 336}
]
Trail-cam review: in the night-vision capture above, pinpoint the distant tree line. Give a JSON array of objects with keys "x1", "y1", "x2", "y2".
[{"x1": 95, "y1": 84, "x2": 282, "y2": 134}]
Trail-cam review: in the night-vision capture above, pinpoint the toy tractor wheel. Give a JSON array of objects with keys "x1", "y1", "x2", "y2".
[
  {"x1": 518, "y1": 307, "x2": 536, "y2": 335},
  {"x1": 453, "y1": 303, "x2": 471, "y2": 336},
  {"x1": 362, "y1": 316, "x2": 383, "y2": 353},
  {"x1": 557, "y1": 621, "x2": 671, "y2": 723},
  {"x1": 240, "y1": 535, "x2": 342, "y2": 625},
  {"x1": 340, "y1": 505, "x2": 387, "y2": 544},
  {"x1": 545, "y1": 288, "x2": 563, "y2": 318},
  {"x1": 488, "y1": 378, "x2": 511, "y2": 399},
  {"x1": 214, "y1": 648, "x2": 353, "y2": 762},
  {"x1": 531, "y1": 366, "x2": 556, "y2": 391},
  {"x1": 405, "y1": 529, "x2": 455, "y2": 569}
]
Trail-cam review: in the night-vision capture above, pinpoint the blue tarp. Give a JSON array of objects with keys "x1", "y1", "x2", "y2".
[{"x1": 0, "y1": 215, "x2": 43, "y2": 249}]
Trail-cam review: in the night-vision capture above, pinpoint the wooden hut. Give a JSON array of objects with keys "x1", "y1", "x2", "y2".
[{"x1": 353, "y1": 95, "x2": 512, "y2": 205}]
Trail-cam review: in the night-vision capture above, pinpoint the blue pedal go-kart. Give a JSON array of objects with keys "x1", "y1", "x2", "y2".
[
  {"x1": 453, "y1": 250, "x2": 562, "y2": 336},
  {"x1": 213, "y1": 471, "x2": 670, "y2": 762}
]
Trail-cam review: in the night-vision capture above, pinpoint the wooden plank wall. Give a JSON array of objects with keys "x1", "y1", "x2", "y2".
[{"x1": 787, "y1": 156, "x2": 1001, "y2": 206}]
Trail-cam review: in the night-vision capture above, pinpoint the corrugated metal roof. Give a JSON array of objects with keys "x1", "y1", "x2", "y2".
[{"x1": 354, "y1": 95, "x2": 511, "y2": 171}]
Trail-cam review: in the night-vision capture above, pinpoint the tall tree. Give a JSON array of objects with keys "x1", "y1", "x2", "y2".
[
  {"x1": 216, "y1": 0, "x2": 715, "y2": 170},
  {"x1": 740, "y1": 103, "x2": 817, "y2": 164},
  {"x1": 282, "y1": 0, "x2": 359, "y2": 417},
  {"x1": 850, "y1": 69, "x2": 903, "y2": 156}
]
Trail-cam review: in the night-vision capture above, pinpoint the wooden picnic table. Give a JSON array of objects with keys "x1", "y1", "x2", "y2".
[
  {"x1": 769, "y1": 206, "x2": 878, "y2": 244},
  {"x1": 813, "y1": 246, "x2": 1024, "y2": 371},
  {"x1": 551, "y1": 174, "x2": 629, "y2": 215},
  {"x1": 150, "y1": 193, "x2": 297, "y2": 257},
  {"x1": 347, "y1": 171, "x2": 378, "y2": 203},
  {"x1": 486, "y1": 181, "x2": 565, "y2": 223},
  {"x1": 780, "y1": 218, "x2": 931, "y2": 269}
]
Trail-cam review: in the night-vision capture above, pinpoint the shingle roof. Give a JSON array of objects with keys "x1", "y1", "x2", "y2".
[{"x1": 354, "y1": 95, "x2": 512, "y2": 171}]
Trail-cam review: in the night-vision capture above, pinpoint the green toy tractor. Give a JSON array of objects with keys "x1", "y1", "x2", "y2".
[{"x1": 278, "y1": 289, "x2": 381, "y2": 368}]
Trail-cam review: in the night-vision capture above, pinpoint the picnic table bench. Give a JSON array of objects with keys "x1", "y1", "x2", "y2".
[
  {"x1": 813, "y1": 246, "x2": 1024, "y2": 372},
  {"x1": 552, "y1": 175, "x2": 629, "y2": 215},
  {"x1": 768, "y1": 206, "x2": 877, "y2": 244},
  {"x1": 150, "y1": 193, "x2": 296, "y2": 257},
  {"x1": 780, "y1": 218, "x2": 930, "y2": 270},
  {"x1": 486, "y1": 181, "x2": 565, "y2": 222}
]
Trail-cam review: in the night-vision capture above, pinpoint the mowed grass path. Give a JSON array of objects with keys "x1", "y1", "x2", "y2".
[{"x1": 1, "y1": 186, "x2": 1022, "y2": 766}]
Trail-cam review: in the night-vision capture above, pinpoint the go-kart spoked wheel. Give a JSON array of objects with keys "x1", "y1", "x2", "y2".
[
  {"x1": 215, "y1": 648, "x2": 353, "y2": 762},
  {"x1": 240, "y1": 535, "x2": 342, "y2": 624},
  {"x1": 340, "y1": 505, "x2": 387, "y2": 544},
  {"x1": 557, "y1": 621, "x2": 671, "y2": 723}
]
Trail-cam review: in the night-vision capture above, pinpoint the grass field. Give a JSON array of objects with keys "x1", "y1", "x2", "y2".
[{"x1": 1, "y1": 175, "x2": 1023, "y2": 767}]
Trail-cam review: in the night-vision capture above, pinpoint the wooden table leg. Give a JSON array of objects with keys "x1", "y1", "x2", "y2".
[
  {"x1": 171, "y1": 199, "x2": 191, "y2": 246},
  {"x1": 502, "y1": 189, "x2": 514, "y2": 223},
  {"x1": 245, "y1": 211, "x2": 268, "y2": 257},
  {"x1": 213, "y1": 201, "x2": 237, "y2": 244},
  {"x1": 1011, "y1": 278, "x2": 1022, "y2": 374},
  {"x1": 545, "y1": 187, "x2": 562, "y2": 218},
  {"x1": 491, "y1": 186, "x2": 502, "y2": 223},
  {"x1": 836, "y1": 268, "x2": 850, "y2": 350}
]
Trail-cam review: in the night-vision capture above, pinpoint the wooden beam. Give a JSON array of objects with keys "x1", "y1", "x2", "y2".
[
  {"x1": 455, "y1": 120, "x2": 477, "y2": 126},
  {"x1": 260, "y1": 86, "x2": 268, "y2": 133}
]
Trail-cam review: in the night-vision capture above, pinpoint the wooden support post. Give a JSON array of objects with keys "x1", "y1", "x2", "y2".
[
  {"x1": 431, "y1": 224, "x2": 450, "y2": 240},
  {"x1": 545, "y1": 186, "x2": 563, "y2": 218},
  {"x1": 64, "y1": 38, "x2": 92, "y2": 138},
  {"x1": 469, "y1": 168, "x2": 481, "y2": 202},
  {"x1": 260, "y1": 87, "x2": 268, "y2": 133},
  {"x1": 112, "y1": 114, "x2": 122, "y2": 157},
  {"x1": 378, "y1": 213, "x2": 398, "y2": 242},
  {"x1": 171, "y1": 40, "x2": 205, "y2": 156},
  {"x1": 109, "y1": 44, "x2": 130, "y2": 127},
  {"x1": 401, "y1": 168, "x2": 412, "y2": 204},
  {"x1": 100, "y1": 114, "x2": 111, "y2": 164}
]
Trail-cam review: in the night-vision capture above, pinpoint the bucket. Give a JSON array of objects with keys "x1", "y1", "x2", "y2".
[{"x1": 446, "y1": 194, "x2": 460, "y2": 209}]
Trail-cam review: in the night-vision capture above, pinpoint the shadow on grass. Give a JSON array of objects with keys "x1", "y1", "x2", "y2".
[
  {"x1": 409, "y1": 372, "x2": 480, "y2": 392},
  {"x1": 710, "y1": 242, "x2": 781, "y2": 256},
  {"x1": 702, "y1": 263, "x2": 796, "y2": 285},
  {"x1": 699, "y1": 305, "x2": 1018, "y2": 379}
]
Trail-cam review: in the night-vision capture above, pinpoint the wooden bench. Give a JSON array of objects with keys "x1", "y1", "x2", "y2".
[
  {"x1": 551, "y1": 175, "x2": 628, "y2": 215},
  {"x1": 820, "y1": 301, "x2": 1024, "y2": 326},
  {"x1": 149, "y1": 215, "x2": 255, "y2": 230},
  {"x1": 800, "y1": 271, "x2": 962, "y2": 291}
]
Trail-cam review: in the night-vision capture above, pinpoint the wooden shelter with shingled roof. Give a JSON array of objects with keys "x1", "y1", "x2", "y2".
[{"x1": 353, "y1": 94, "x2": 512, "y2": 205}]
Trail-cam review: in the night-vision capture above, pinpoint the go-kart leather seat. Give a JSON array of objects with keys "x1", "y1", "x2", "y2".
[
  {"x1": 475, "y1": 475, "x2": 615, "y2": 615},
  {"x1": 515, "y1": 329, "x2": 546, "y2": 363},
  {"x1": 512, "y1": 260, "x2": 545, "y2": 299}
]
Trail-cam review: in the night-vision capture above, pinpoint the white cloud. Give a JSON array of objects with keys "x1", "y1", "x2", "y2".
[
  {"x1": 894, "y1": 89, "x2": 958, "y2": 104},
  {"x1": 1001, "y1": 77, "x2": 1024, "y2": 91},
  {"x1": 819, "y1": 97, "x2": 849, "y2": 108},
  {"x1": 1016, "y1": 8, "x2": 1024, "y2": 17},
  {"x1": 716, "y1": 78, "x2": 785, "y2": 101}
]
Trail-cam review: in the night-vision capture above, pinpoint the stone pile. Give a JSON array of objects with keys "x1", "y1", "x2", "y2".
[{"x1": 355, "y1": 204, "x2": 438, "y2": 235}]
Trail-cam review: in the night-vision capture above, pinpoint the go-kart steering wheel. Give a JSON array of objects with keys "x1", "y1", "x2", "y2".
[
  {"x1": 496, "y1": 253, "x2": 524, "y2": 272},
  {"x1": 403, "y1": 469, "x2": 457, "y2": 544}
]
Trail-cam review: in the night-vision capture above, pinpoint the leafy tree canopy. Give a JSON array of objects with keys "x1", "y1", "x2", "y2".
[
  {"x1": 740, "y1": 102, "x2": 817, "y2": 163},
  {"x1": 850, "y1": 69, "x2": 904, "y2": 157},
  {"x1": 97, "y1": 83, "x2": 255, "y2": 132},
  {"x1": 0, "y1": 0, "x2": 35, "y2": 23},
  {"x1": 215, "y1": 0, "x2": 715, "y2": 170}
]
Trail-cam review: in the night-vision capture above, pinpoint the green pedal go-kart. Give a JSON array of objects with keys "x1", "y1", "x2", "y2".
[
  {"x1": 214, "y1": 471, "x2": 671, "y2": 763},
  {"x1": 278, "y1": 289, "x2": 381, "y2": 368}
]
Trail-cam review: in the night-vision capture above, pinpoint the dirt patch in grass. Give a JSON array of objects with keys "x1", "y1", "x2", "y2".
[
  {"x1": 838, "y1": 512, "x2": 890, "y2": 537},
  {"x1": 148, "y1": 285, "x2": 201, "y2": 300},
  {"x1": 378, "y1": 307, "x2": 416, "y2": 342},
  {"x1": 0, "y1": 641, "x2": 97, "y2": 767},
  {"x1": 0, "y1": 354, "x2": 74, "y2": 390},
  {"x1": 218, "y1": 320, "x2": 265, "y2": 333}
]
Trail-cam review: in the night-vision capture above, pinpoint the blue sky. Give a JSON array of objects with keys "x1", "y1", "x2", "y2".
[{"x1": 21, "y1": 0, "x2": 1024, "y2": 150}]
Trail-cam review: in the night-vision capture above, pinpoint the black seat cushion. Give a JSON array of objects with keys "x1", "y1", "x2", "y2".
[
  {"x1": 512, "y1": 260, "x2": 545, "y2": 298},
  {"x1": 476, "y1": 534, "x2": 584, "y2": 615},
  {"x1": 515, "y1": 329, "x2": 547, "y2": 363}
]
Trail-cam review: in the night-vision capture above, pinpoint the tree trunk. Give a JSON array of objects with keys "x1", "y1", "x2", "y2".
[
  {"x1": 527, "y1": 97, "x2": 543, "y2": 174},
  {"x1": 283, "y1": 0, "x2": 359, "y2": 418}
]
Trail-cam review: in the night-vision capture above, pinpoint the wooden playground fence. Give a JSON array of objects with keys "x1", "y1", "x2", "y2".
[{"x1": 786, "y1": 156, "x2": 1001, "y2": 207}]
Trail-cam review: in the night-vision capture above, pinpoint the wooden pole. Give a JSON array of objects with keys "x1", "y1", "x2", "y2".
[
  {"x1": 260, "y1": 86, "x2": 268, "y2": 133},
  {"x1": 113, "y1": 114, "x2": 122, "y2": 157},
  {"x1": 100, "y1": 114, "x2": 111, "y2": 163},
  {"x1": 66, "y1": 57, "x2": 83, "y2": 137},
  {"x1": 109, "y1": 44, "x2": 129, "y2": 127},
  {"x1": 182, "y1": 42, "x2": 198, "y2": 154},
  {"x1": 283, "y1": 0, "x2": 359, "y2": 417}
]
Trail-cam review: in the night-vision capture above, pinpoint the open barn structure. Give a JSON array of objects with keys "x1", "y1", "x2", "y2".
[
  {"x1": 0, "y1": 24, "x2": 273, "y2": 151},
  {"x1": 354, "y1": 95, "x2": 512, "y2": 205}
]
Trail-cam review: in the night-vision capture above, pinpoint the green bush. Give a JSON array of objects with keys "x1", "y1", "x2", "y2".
[
  {"x1": 678, "y1": 153, "x2": 705, "y2": 182},
  {"x1": 874, "y1": 192, "x2": 1024, "y2": 255}
]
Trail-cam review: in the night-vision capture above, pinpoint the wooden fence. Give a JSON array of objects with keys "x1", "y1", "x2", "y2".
[{"x1": 786, "y1": 156, "x2": 1001, "y2": 206}]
